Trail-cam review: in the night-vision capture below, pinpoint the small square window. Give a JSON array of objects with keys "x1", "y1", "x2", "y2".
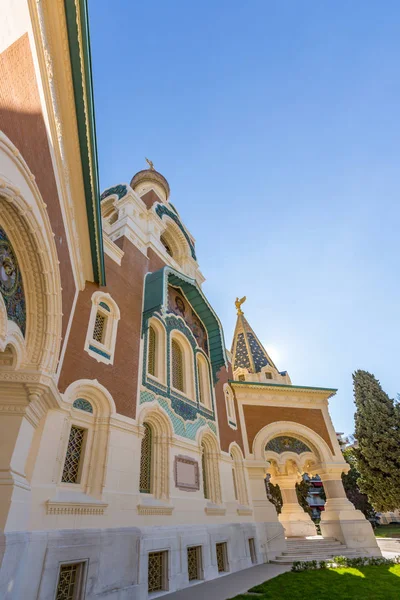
[
  {"x1": 187, "y1": 546, "x2": 203, "y2": 581},
  {"x1": 55, "y1": 563, "x2": 85, "y2": 600},
  {"x1": 249, "y1": 538, "x2": 257, "y2": 564},
  {"x1": 265, "y1": 372, "x2": 272, "y2": 380},
  {"x1": 148, "y1": 551, "x2": 168, "y2": 593},
  {"x1": 216, "y1": 542, "x2": 229, "y2": 573},
  {"x1": 238, "y1": 374, "x2": 245, "y2": 381}
]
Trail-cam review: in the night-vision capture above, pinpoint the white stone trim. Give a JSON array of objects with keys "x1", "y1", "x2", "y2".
[
  {"x1": 84, "y1": 291, "x2": 120, "y2": 365},
  {"x1": 0, "y1": 133, "x2": 63, "y2": 374}
]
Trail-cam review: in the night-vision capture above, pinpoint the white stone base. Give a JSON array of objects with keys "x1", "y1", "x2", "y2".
[
  {"x1": 320, "y1": 500, "x2": 381, "y2": 556},
  {"x1": 0, "y1": 521, "x2": 286, "y2": 599},
  {"x1": 320, "y1": 516, "x2": 381, "y2": 556},
  {"x1": 279, "y1": 503, "x2": 317, "y2": 538}
]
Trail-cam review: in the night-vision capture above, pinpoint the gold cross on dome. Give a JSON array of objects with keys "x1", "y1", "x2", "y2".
[{"x1": 145, "y1": 157, "x2": 155, "y2": 171}]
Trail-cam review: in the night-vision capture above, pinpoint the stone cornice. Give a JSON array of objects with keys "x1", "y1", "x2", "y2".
[{"x1": 230, "y1": 380, "x2": 336, "y2": 400}]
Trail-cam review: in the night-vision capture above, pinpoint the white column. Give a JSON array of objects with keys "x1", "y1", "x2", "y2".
[
  {"x1": 273, "y1": 474, "x2": 317, "y2": 538},
  {"x1": 0, "y1": 388, "x2": 46, "y2": 531},
  {"x1": 246, "y1": 463, "x2": 286, "y2": 561},
  {"x1": 319, "y1": 469, "x2": 380, "y2": 555}
]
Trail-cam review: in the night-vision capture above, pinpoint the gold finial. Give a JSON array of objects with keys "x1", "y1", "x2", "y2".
[
  {"x1": 235, "y1": 296, "x2": 246, "y2": 315},
  {"x1": 145, "y1": 157, "x2": 155, "y2": 171}
]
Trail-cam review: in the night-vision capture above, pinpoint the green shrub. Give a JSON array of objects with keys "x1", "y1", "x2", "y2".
[{"x1": 291, "y1": 555, "x2": 400, "y2": 572}]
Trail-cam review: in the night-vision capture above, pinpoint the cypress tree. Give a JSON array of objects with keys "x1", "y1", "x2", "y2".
[{"x1": 353, "y1": 370, "x2": 400, "y2": 512}]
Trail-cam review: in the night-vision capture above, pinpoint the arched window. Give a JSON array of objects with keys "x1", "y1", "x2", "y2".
[
  {"x1": 85, "y1": 292, "x2": 120, "y2": 365},
  {"x1": 224, "y1": 384, "x2": 237, "y2": 428},
  {"x1": 146, "y1": 318, "x2": 166, "y2": 383},
  {"x1": 137, "y1": 410, "x2": 172, "y2": 502},
  {"x1": 231, "y1": 463, "x2": 238, "y2": 501},
  {"x1": 197, "y1": 354, "x2": 211, "y2": 408},
  {"x1": 160, "y1": 234, "x2": 173, "y2": 257},
  {"x1": 171, "y1": 338, "x2": 184, "y2": 392},
  {"x1": 201, "y1": 442, "x2": 209, "y2": 500},
  {"x1": 139, "y1": 423, "x2": 153, "y2": 494},
  {"x1": 200, "y1": 434, "x2": 222, "y2": 506},
  {"x1": 148, "y1": 325, "x2": 156, "y2": 376},
  {"x1": 230, "y1": 446, "x2": 249, "y2": 506}
]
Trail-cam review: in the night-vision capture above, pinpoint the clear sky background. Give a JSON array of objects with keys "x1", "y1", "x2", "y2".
[{"x1": 89, "y1": 1, "x2": 399, "y2": 435}]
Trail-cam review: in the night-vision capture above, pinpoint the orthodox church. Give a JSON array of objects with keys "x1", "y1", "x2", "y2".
[{"x1": 0, "y1": 1, "x2": 379, "y2": 599}]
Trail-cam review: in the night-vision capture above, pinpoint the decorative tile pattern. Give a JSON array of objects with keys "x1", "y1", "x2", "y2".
[
  {"x1": 141, "y1": 310, "x2": 216, "y2": 438},
  {"x1": 247, "y1": 331, "x2": 269, "y2": 372},
  {"x1": 72, "y1": 398, "x2": 93, "y2": 413},
  {"x1": 0, "y1": 227, "x2": 26, "y2": 336},
  {"x1": 140, "y1": 390, "x2": 216, "y2": 440},
  {"x1": 234, "y1": 332, "x2": 251, "y2": 370},
  {"x1": 100, "y1": 184, "x2": 127, "y2": 201},
  {"x1": 61, "y1": 426, "x2": 85, "y2": 484},
  {"x1": 155, "y1": 203, "x2": 197, "y2": 260},
  {"x1": 265, "y1": 436, "x2": 311, "y2": 455},
  {"x1": 88, "y1": 344, "x2": 111, "y2": 360}
]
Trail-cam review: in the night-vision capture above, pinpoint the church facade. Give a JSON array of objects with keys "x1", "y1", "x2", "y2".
[{"x1": 0, "y1": 1, "x2": 379, "y2": 599}]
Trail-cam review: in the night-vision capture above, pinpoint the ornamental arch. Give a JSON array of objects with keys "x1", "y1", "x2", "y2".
[
  {"x1": 0, "y1": 133, "x2": 62, "y2": 374},
  {"x1": 253, "y1": 421, "x2": 335, "y2": 473}
]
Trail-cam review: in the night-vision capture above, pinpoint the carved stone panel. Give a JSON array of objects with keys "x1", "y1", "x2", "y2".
[{"x1": 174, "y1": 455, "x2": 200, "y2": 492}]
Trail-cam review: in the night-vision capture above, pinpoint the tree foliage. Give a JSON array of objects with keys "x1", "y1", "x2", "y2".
[
  {"x1": 353, "y1": 370, "x2": 400, "y2": 512},
  {"x1": 265, "y1": 478, "x2": 282, "y2": 514},
  {"x1": 342, "y1": 447, "x2": 376, "y2": 520},
  {"x1": 296, "y1": 478, "x2": 312, "y2": 515}
]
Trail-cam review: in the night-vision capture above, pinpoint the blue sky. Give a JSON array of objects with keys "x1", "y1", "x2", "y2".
[{"x1": 89, "y1": 1, "x2": 400, "y2": 435}]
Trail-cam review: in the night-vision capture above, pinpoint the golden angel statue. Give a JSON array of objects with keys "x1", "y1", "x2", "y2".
[{"x1": 235, "y1": 296, "x2": 246, "y2": 315}]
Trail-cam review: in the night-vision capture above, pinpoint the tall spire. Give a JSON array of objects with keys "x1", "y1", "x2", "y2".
[{"x1": 231, "y1": 297, "x2": 278, "y2": 373}]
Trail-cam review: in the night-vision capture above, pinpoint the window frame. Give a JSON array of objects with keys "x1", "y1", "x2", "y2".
[
  {"x1": 169, "y1": 331, "x2": 195, "y2": 400},
  {"x1": 58, "y1": 406, "x2": 95, "y2": 492},
  {"x1": 60, "y1": 424, "x2": 88, "y2": 485},
  {"x1": 84, "y1": 291, "x2": 120, "y2": 365},
  {"x1": 55, "y1": 560, "x2": 88, "y2": 600},
  {"x1": 187, "y1": 545, "x2": 203, "y2": 582},
  {"x1": 216, "y1": 542, "x2": 229, "y2": 573},
  {"x1": 146, "y1": 317, "x2": 167, "y2": 384},
  {"x1": 148, "y1": 550, "x2": 169, "y2": 594},
  {"x1": 248, "y1": 538, "x2": 257, "y2": 564},
  {"x1": 224, "y1": 384, "x2": 237, "y2": 429},
  {"x1": 197, "y1": 352, "x2": 212, "y2": 409}
]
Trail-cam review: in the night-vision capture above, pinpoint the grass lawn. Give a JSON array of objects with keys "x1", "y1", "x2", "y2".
[
  {"x1": 229, "y1": 565, "x2": 400, "y2": 600},
  {"x1": 375, "y1": 524, "x2": 400, "y2": 538}
]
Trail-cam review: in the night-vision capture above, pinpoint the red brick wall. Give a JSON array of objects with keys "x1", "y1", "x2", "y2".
[
  {"x1": 58, "y1": 238, "x2": 148, "y2": 418},
  {"x1": 215, "y1": 363, "x2": 245, "y2": 453},
  {"x1": 243, "y1": 405, "x2": 334, "y2": 453},
  {"x1": 0, "y1": 34, "x2": 75, "y2": 343}
]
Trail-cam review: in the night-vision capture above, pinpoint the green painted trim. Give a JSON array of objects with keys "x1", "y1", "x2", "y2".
[
  {"x1": 229, "y1": 380, "x2": 337, "y2": 393},
  {"x1": 143, "y1": 267, "x2": 228, "y2": 381},
  {"x1": 64, "y1": 0, "x2": 105, "y2": 285}
]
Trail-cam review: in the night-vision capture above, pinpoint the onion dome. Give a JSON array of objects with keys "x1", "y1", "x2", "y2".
[{"x1": 130, "y1": 158, "x2": 170, "y2": 202}]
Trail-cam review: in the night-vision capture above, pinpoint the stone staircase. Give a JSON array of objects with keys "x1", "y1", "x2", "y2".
[{"x1": 272, "y1": 536, "x2": 365, "y2": 564}]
